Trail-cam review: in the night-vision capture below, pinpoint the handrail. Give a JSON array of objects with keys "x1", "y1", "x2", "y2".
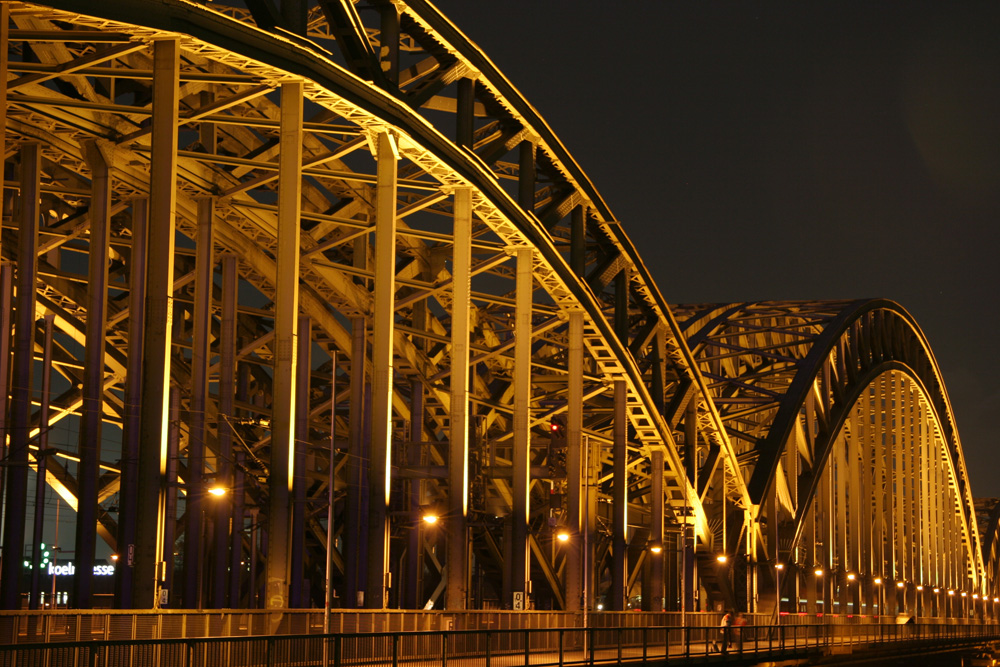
[{"x1": 1, "y1": 623, "x2": 997, "y2": 667}]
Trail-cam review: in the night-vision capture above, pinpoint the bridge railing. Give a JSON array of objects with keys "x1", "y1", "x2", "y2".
[
  {"x1": 0, "y1": 610, "x2": 762, "y2": 645},
  {"x1": 0, "y1": 608, "x2": 982, "y2": 646},
  {"x1": 0, "y1": 622, "x2": 997, "y2": 667}
]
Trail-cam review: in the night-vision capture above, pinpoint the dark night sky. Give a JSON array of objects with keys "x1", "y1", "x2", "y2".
[{"x1": 431, "y1": 2, "x2": 1000, "y2": 497}]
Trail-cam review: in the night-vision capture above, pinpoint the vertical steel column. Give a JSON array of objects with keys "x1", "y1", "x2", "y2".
[
  {"x1": 518, "y1": 142, "x2": 535, "y2": 212},
  {"x1": 0, "y1": 142, "x2": 40, "y2": 610},
  {"x1": 404, "y1": 377, "x2": 423, "y2": 609},
  {"x1": 218, "y1": 255, "x2": 238, "y2": 607},
  {"x1": 650, "y1": 450, "x2": 665, "y2": 612},
  {"x1": 378, "y1": 4, "x2": 400, "y2": 85},
  {"x1": 115, "y1": 198, "x2": 146, "y2": 607},
  {"x1": 366, "y1": 131, "x2": 399, "y2": 609},
  {"x1": 510, "y1": 246, "x2": 532, "y2": 609},
  {"x1": 134, "y1": 38, "x2": 179, "y2": 609},
  {"x1": 163, "y1": 388, "x2": 181, "y2": 603},
  {"x1": 919, "y1": 401, "x2": 931, "y2": 600},
  {"x1": 74, "y1": 141, "x2": 113, "y2": 609},
  {"x1": 848, "y1": 408, "x2": 862, "y2": 612},
  {"x1": 894, "y1": 378, "x2": 905, "y2": 608},
  {"x1": 0, "y1": 3, "x2": 7, "y2": 153},
  {"x1": 0, "y1": 3, "x2": 10, "y2": 496},
  {"x1": 569, "y1": 206, "x2": 585, "y2": 277},
  {"x1": 29, "y1": 315, "x2": 53, "y2": 610},
  {"x1": 682, "y1": 400, "x2": 697, "y2": 613},
  {"x1": 325, "y1": 351, "x2": 338, "y2": 624},
  {"x1": 834, "y1": 433, "x2": 848, "y2": 612},
  {"x1": 445, "y1": 186, "x2": 471, "y2": 611},
  {"x1": 0, "y1": 263, "x2": 11, "y2": 543},
  {"x1": 346, "y1": 314, "x2": 367, "y2": 606},
  {"x1": 266, "y1": 80, "x2": 303, "y2": 612},
  {"x1": 290, "y1": 315, "x2": 311, "y2": 608},
  {"x1": 184, "y1": 197, "x2": 214, "y2": 609},
  {"x1": 611, "y1": 380, "x2": 627, "y2": 610},
  {"x1": 564, "y1": 311, "x2": 584, "y2": 612},
  {"x1": 873, "y1": 382, "x2": 885, "y2": 593},
  {"x1": 456, "y1": 79, "x2": 475, "y2": 149},
  {"x1": 614, "y1": 272, "x2": 628, "y2": 341}
]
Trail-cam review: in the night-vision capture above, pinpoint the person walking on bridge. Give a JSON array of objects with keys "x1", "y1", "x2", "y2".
[{"x1": 719, "y1": 610, "x2": 733, "y2": 654}]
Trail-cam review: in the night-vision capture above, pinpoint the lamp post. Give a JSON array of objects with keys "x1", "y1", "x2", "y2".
[
  {"x1": 874, "y1": 578, "x2": 883, "y2": 616},
  {"x1": 774, "y1": 562, "x2": 784, "y2": 618}
]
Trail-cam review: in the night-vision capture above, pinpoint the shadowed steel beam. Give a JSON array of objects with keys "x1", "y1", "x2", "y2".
[
  {"x1": 184, "y1": 197, "x2": 214, "y2": 609},
  {"x1": 650, "y1": 449, "x2": 664, "y2": 611},
  {"x1": 290, "y1": 315, "x2": 311, "y2": 607},
  {"x1": 29, "y1": 315, "x2": 53, "y2": 609},
  {"x1": 611, "y1": 379, "x2": 627, "y2": 611},
  {"x1": 0, "y1": 263, "x2": 11, "y2": 530},
  {"x1": 446, "y1": 186, "x2": 471, "y2": 611},
  {"x1": 564, "y1": 310, "x2": 583, "y2": 611},
  {"x1": 163, "y1": 388, "x2": 180, "y2": 601},
  {"x1": 404, "y1": 377, "x2": 423, "y2": 609},
  {"x1": 346, "y1": 314, "x2": 367, "y2": 607},
  {"x1": 134, "y1": 38, "x2": 179, "y2": 610},
  {"x1": 510, "y1": 246, "x2": 531, "y2": 608},
  {"x1": 366, "y1": 130, "x2": 398, "y2": 609},
  {"x1": 0, "y1": 4, "x2": 7, "y2": 153},
  {"x1": 74, "y1": 140, "x2": 112, "y2": 609},
  {"x1": 266, "y1": 80, "x2": 303, "y2": 612},
  {"x1": 115, "y1": 198, "x2": 146, "y2": 608},
  {"x1": 0, "y1": 142, "x2": 40, "y2": 610},
  {"x1": 219, "y1": 254, "x2": 237, "y2": 608}
]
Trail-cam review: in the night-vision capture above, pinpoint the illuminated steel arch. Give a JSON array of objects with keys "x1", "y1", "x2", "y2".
[
  {"x1": 2, "y1": 0, "x2": 753, "y2": 613},
  {"x1": 0, "y1": 0, "x2": 985, "y2": 618},
  {"x1": 675, "y1": 300, "x2": 985, "y2": 617}
]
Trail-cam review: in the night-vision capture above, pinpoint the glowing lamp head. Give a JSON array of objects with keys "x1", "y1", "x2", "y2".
[
  {"x1": 874, "y1": 578, "x2": 882, "y2": 585},
  {"x1": 994, "y1": 597, "x2": 998, "y2": 603},
  {"x1": 961, "y1": 591, "x2": 968, "y2": 597},
  {"x1": 814, "y1": 568, "x2": 824, "y2": 577},
  {"x1": 716, "y1": 555, "x2": 728, "y2": 564},
  {"x1": 649, "y1": 544, "x2": 663, "y2": 554},
  {"x1": 948, "y1": 590, "x2": 955, "y2": 596},
  {"x1": 423, "y1": 513, "x2": 439, "y2": 525},
  {"x1": 896, "y1": 581, "x2": 905, "y2": 589},
  {"x1": 917, "y1": 585, "x2": 923, "y2": 591},
  {"x1": 774, "y1": 563, "x2": 784, "y2": 571},
  {"x1": 110, "y1": 554, "x2": 119, "y2": 562},
  {"x1": 933, "y1": 588, "x2": 940, "y2": 593},
  {"x1": 847, "y1": 573, "x2": 856, "y2": 581},
  {"x1": 973, "y1": 594, "x2": 979, "y2": 599},
  {"x1": 207, "y1": 486, "x2": 227, "y2": 497},
  {"x1": 556, "y1": 530, "x2": 570, "y2": 543}
]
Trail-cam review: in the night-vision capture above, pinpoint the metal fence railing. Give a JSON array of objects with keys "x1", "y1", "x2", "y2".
[{"x1": 0, "y1": 622, "x2": 997, "y2": 667}]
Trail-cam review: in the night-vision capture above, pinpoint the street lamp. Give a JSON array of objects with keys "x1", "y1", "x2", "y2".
[
  {"x1": 775, "y1": 562, "x2": 784, "y2": 616},
  {"x1": 556, "y1": 530, "x2": 570, "y2": 543}
]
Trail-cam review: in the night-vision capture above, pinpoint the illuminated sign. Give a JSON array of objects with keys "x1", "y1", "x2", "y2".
[{"x1": 46, "y1": 563, "x2": 116, "y2": 577}]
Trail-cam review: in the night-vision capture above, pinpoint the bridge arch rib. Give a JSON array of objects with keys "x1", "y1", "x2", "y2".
[{"x1": 675, "y1": 299, "x2": 985, "y2": 618}]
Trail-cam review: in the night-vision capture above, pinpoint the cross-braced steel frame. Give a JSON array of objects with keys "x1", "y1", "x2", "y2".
[{"x1": 0, "y1": 0, "x2": 988, "y2": 618}]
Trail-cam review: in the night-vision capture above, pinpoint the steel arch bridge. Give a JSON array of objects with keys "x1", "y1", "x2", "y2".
[{"x1": 0, "y1": 0, "x2": 991, "y2": 618}]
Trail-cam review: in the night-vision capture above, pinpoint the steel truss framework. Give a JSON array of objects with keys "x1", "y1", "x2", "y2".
[{"x1": 0, "y1": 0, "x2": 989, "y2": 616}]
